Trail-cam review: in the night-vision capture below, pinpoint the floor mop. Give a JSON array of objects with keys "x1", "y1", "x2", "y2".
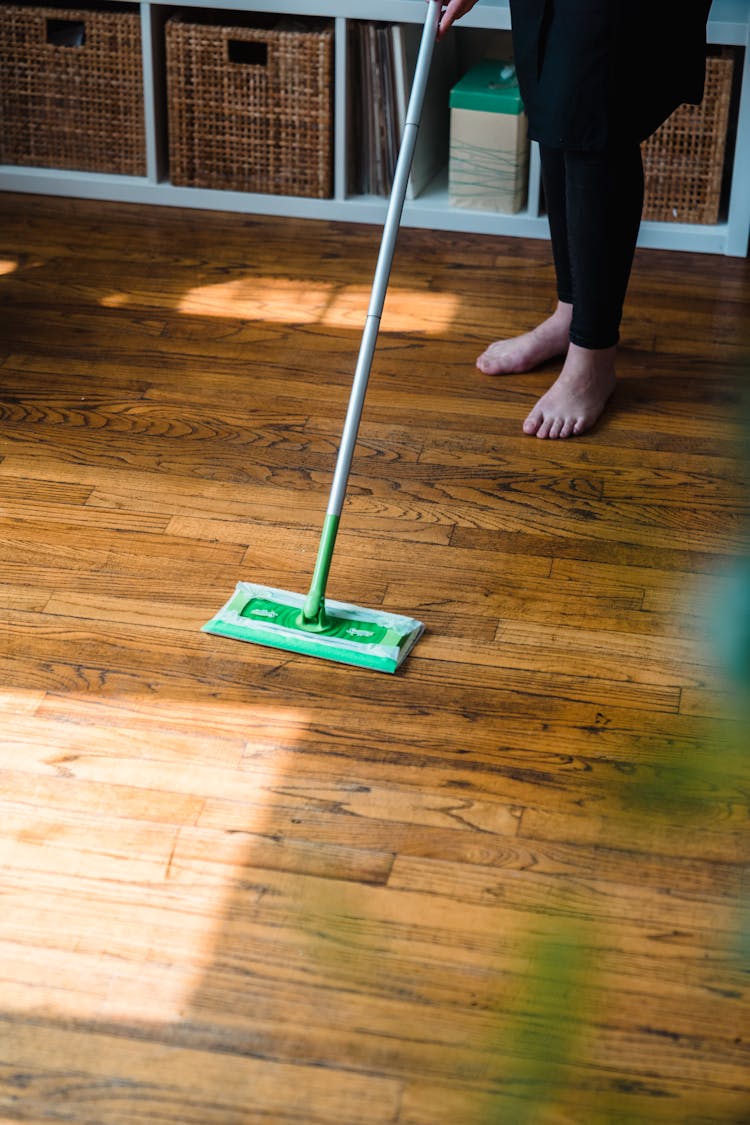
[{"x1": 202, "y1": 0, "x2": 443, "y2": 673}]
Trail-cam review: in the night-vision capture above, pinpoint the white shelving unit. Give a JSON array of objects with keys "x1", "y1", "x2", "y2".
[{"x1": 2, "y1": 0, "x2": 749, "y2": 255}]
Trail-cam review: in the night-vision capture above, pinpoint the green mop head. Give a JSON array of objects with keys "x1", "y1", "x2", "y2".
[{"x1": 202, "y1": 582, "x2": 424, "y2": 673}]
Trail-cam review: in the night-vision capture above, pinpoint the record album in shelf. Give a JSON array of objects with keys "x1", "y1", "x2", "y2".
[{"x1": 348, "y1": 20, "x2": 457, "y2": 199}]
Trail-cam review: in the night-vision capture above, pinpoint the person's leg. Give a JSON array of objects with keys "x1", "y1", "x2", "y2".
[
  {"x1": 567, "y1": 144, "x2": 644, "y2": 350},
  {"x1": 476, "y1": 144, "x2": 573, "y2": 375},
  {"x1": 523, "y1": 143, "x2": 644, "y2": 438}
]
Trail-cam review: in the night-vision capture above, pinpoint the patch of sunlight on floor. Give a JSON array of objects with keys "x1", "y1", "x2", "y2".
[
  {"x1": 0, "y1": 257, "x2": 19, "y2": 276},
  {"x1": 0, "y1": 691, "x2": 311, "y2": 1025},
  {"x1": 127, "y1": 276, "x2": 458, "y2": 333}
]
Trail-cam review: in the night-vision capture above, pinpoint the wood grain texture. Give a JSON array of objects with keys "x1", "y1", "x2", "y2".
[{"x1": 1, "y1": 192, "x2": 749, "y2": 1124}]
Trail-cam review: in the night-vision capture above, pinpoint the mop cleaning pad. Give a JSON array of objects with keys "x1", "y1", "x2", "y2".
[{"x1": 202, "y1": 582, "x2": 424, "y2": 673}]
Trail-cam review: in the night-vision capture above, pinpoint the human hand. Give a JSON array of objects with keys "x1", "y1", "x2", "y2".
[{"x1": 437, "y1": 0, "x2": 481, "y2": 40}]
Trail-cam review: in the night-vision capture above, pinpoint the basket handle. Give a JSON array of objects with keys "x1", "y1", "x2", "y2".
[
  {"x1": 46, "y1": 17, "x2": 86, "y2": 48},
  {"x1": 227, "y1": 39, "x2": 269, "y2": 67}
]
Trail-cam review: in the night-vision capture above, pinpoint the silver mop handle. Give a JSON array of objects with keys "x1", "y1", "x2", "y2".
[{"x1": 326, "y1": 0, "x2": 442, "y2": 517}]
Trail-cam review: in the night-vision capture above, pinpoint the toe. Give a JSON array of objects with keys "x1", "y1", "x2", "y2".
[
  {"x1": 559, "y1": 417, "x2": 576, "y2": 439},
  {"x1": 477, "y1": 350, "x2": 510, "y2": 376},
  {"x1": 523, "y1": 409, "x2": 542, "y2": 436},
  {"x1": 548, "y1": 417, "x2": 564, "y2": 439},
  {"x1": 535, "y1": 415, "x2": 554, "y2": 439}
]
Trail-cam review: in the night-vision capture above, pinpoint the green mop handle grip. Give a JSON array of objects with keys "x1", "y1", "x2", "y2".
[{"x1": 302, "y1": 0, "x2": 442, "y2": 626}]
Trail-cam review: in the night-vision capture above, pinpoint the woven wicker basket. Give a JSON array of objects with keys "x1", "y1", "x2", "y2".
[
  {"x1": 0, "y1": 3, "x2": 146, "y2": 175},
  {"x1": 642, "y1": 52, "x2": 735, "y2": 225},
  {"x1": 166, "y1": 12, "x2": 333, "y2": 198}
]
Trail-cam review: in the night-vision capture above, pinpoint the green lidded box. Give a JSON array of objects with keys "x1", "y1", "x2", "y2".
[{"x1": 449, "y1": 59, "x2": 529, "y2": 213}]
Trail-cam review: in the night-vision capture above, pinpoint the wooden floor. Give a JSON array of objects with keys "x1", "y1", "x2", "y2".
[{"x1": 1, "y1": 191, "x2": 749, "y2": 1125}]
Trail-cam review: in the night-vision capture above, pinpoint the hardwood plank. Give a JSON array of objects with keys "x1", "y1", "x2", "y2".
[
  {"x1": 1, "y1": 772, "x2": 204, "y2": 827},
  {"x1": 0, "y1": 807, "x2": 177, "y2": 884},
  {"x1": 518, "y1": 804, "x2": 747, "y2": 863},
  {"x1": 0, "y1": 519, "x2": 246, "y2": 567},
  {"x1": 1, "y1": 500, "x2": 170, "y2": 535},
  {"x1": 0, "y1": 476, "x2": 93, "y2": 505},
  {"x1": 400, "y1": 1079, "x2": 750, "y2": 1125},
  {"x1": 0, "y1": 1019, "x2": 401, "y2": 1125},
  {"x1": 418, "y1": 629, "x2": 723, "y2": 690},
  {"x1": 386, "y1": 854, "x2": 740, "y2": 937},
  {"x1": 0, "y1": 582, "x2": 51, "y2": 612},
  {"x1": 450, "y1": 525, "x2": 746, "y2": 568},
  {"x1": 680, "y1": 685, "x2": 745, "y2": 720},
  {"x1": 0, "y1": 711, "x2": 245, "y2": 769}
]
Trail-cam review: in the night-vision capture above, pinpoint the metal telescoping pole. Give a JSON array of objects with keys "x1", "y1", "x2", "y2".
[{"x1": 302, "y1": 0, "x2": 442, "y2": 625}]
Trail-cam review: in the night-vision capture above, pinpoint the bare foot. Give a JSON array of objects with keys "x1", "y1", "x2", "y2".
[
  {"x1": 523, "y1": 343, "x2": 617, "y2": 439},
  {"x1": 476, "y1": 301, "x2": 572, "y2": 375}
]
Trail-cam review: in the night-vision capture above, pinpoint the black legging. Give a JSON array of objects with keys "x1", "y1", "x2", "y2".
[{"x1": 539, "y1": 143, "x2": 645, "y2": 350}]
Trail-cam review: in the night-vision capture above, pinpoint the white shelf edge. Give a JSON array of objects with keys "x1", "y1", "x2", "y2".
[
  {"x1": 120, "y1": 0, "x2": 512, "y2": 28},
  {"x1": 0, "y1": 165, "x2": 734, "y2": 254},
  {"x1": 636, "y1": 220, "x2": 730, "y2": 255},
  {"x1": 110, "y1": 0, "x2": 746, "y2": 38}
]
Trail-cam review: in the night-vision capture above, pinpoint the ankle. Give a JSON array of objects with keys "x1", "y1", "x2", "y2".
[
  {"x1": 563, "y1": 342, "x2": 618, "y2": 382},
  {"x1": 537, "y1": 303, "x2": 572, "y2": 344},
  {"x1": 568, "y1": 341, "x2": 617, "y2": 362},
  {"x1": 551, "y1": 301, "x2": 573, "y2": 325}
]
